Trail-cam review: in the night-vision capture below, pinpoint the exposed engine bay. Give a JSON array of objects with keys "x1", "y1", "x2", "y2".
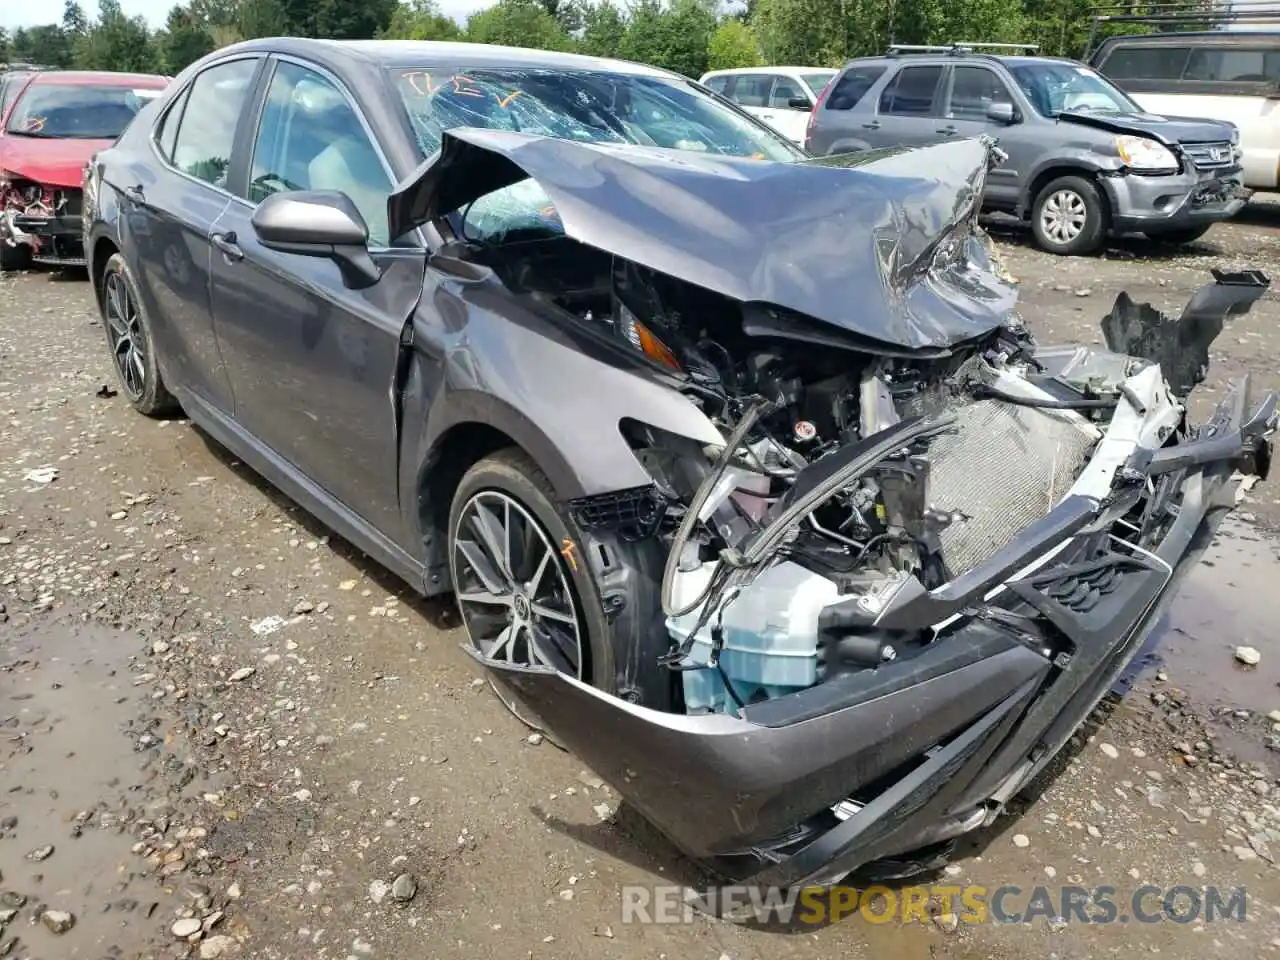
[
  {"x1": 0, "y1": 175, "x2": 82, "y2": 259},
  {"x1": 415, "y1": 128, "x2": 1278, "y2": 886},
  {"x1": 462, "y1": 208, "x2": 1273, "y2": 718}
]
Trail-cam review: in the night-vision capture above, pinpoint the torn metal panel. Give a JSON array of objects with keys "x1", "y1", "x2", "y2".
[
  {"x1": 390, "y1": 129, "x2": 1017, "y2": 351},
  {"x1": 1101, "y1": 268, "x2": 1270, "y2": 397}
]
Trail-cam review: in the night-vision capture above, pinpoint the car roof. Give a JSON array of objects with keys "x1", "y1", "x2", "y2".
[
  {"x1": 702, "y1": 66, "x2": 836, "y2": 76},
  {"x1": 1098, "y1": 29, "x2": 1280, "y2": 43},
  {"x1": 27, "y1": 70, "x2": 168, "y2": 87},
  {"x1": 219, "y1": 37, "x2": 682, "y2": 79},
  {"x1": 842, "y1": 54, "x2": 1081, "y2": 70}
]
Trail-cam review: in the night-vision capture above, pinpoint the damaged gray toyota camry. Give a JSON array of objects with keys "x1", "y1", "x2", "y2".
[{"x1": 84, "y1": 40, "x2": 1277, "y2": 890}]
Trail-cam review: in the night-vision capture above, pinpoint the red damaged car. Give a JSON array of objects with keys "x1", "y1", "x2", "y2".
[{"x1": 1, "y1": 70, "x2": 168, "y2": 269}]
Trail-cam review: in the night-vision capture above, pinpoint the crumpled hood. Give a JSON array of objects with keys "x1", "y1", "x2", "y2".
[
  {"x1": 1059, "y1": 110, "x2": 1238, "y2": 147},
  {"x1": 0, "y1": 134, "x2": 106, "y2": 188},
  {"x1": 390, "y1": 130, "x2": 1019, "y2": 351}
]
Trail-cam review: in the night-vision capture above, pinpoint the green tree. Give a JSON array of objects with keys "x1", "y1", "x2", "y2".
[
  {"x1": 78, "y1": 0, "x2": 156, "y2": 71},
  {"x1": 237, "y1": 0, "x2": 289, "y2": 39},
  {"x1": 0, "y1": 28, "x2": 10, "y2": 64},
  {"x1": 271, "y1": 0, "x2": 398, "y2": 39},
  {"x1": 62, "y1": 1, "x2": 90, "y2": 38},
  {"x1": 10, "y1": 24, "x2": 74, "y2": 67},
  {"x1": 379, "y1": 0, "x2": 463, "y2": 40},
  {"x1": 706, "y1": 18, "x2": 761, "y2": 69},
  {"x1": 162, "y1": 4, "x2": 215, "y2": 72},
  {"x1": 620, "y1": 0, "x2": 716, "y2": 78},
  {"x1": 579, "y1": 0, "x2": 625, "y2": 58},
  {"x1": 466, "y1": 0, "x2": 574, "y2": 51}
]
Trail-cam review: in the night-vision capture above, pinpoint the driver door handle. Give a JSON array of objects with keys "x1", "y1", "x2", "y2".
[
  {"x1": 211, "y1": 231, "x2": 243, "y2": 261},
  {"x1": 862, "y1": 120, "x2": 881, "y2": 130}
]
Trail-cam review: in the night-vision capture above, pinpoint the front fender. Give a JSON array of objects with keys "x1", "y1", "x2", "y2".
[
  {"x1": 419, "y1": 282, "x2": 723, "y2": 499},
  {"x1": 1020, "y1": 150, "x2": 1123, "y2": 214},
  {"x1": 400, "y1": 277, "x2": 725, "y2": 591}
]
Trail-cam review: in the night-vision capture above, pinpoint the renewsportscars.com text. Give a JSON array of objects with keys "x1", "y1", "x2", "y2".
[{"x1": 621, "y1": 883, "x2": 1248, "y2": 926}]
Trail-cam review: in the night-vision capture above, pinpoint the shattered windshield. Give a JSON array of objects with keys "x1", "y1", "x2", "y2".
[
  {"x1": 1009, "y1": 63, "x2": 1141, "y2": 118},
  {"x1": 5, "y1": 83, "x2": 164, "y2": 139},
  {"x1": 394, "y1": 67, "x2": 804, "y2": 161},
  {"x1": 395, "y1": 66, "x2": 804, "y2": 243}
]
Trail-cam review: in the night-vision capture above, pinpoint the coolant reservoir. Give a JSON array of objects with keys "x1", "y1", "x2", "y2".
[{"x1": 667, "y1": 561, "x2": 842, "y2": 715}]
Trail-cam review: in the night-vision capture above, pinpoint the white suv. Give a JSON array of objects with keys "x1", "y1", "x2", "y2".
[
  {"x1": 1091, "y1": 30, "x2": 1280, "y2": 191},
  {"x1": 699, "y1": 66, "x2": 837, "y2": 145}
]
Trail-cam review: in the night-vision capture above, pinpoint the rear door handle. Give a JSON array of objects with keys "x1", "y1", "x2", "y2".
[
  {"x1": 123, "y1": 185, "x2": 145, "y2": 203},
  {"x1": 862, "y1": 120, "x2": 881, "y2": 130},
  {"x1": 211, "y1": 231, "x2": 243, "y2": 261},
  {"x1": 936, "y1": 125, "x2": 958, "y2": 135}
]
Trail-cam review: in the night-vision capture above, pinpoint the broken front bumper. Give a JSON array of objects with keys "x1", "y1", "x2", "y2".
[
  {"x1": 469, "y1": 369, "x2": 1277, "y2": 888},
  {"x1": 1106, "y1": 168, "x2": 1251, "y2": 233},
  {"x1": 1, "y1": 208, "x2": 86, "y2": 265}
]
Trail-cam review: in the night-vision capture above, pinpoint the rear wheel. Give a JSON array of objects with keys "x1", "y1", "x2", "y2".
[
  {"x1": 1143, "y1": 225, "x2": 1211, "y2": 245},
  {"x1": 99, "y1": 252, "x2": 179, "y2": 417},
  {"x1": 1030, "y1": 175, "x2": 1107, "y2": 256}
]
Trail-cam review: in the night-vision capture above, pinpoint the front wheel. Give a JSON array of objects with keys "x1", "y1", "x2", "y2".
[
  {"x1": 1144, "y1": 225, "x2": 1212, "y2": 245},
  {"x1": 449, "y1": 449, "x2": 610, "y2": 685},
  {"x1": 1030, "y1": 175, "x2": 1107, "y2": 256}
]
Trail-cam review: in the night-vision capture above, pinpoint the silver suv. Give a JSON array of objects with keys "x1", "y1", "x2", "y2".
[{"x1": 805, "y1": 44, "x2": 1250, "y2": 254}]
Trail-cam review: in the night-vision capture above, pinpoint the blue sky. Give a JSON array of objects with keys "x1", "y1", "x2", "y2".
[{"x1": 0, "y1": 0, "x2": 499, "y2": 32}]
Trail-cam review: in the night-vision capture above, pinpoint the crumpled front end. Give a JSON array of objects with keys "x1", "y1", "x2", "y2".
[
  {"x1": 427, "y1": 127, "x2": 1276, "y2": 887},
  {"x1": 469, "y1": 265, "x2": 1276, "y2": 887},
  {"x1": 0, "y1": 171, "x2": 86, "y2": 265}
]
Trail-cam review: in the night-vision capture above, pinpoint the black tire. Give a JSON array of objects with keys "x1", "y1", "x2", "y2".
[
  {"x1": 450, "y1": 448, "x2": 614, "y2": 688},
  {"x1": 1144, "y1": 225, "x2": 1211, "y2": 245},
  {"x1": 447, "y1": 448, "x2": 674, "y2": 711},
  {"x1": 0, "y1": 243, "x2": 31, "y2": 272},
  {"x1": 1030, "y1": 175, "x2": 1107, "y2": 256},
  {"x1": 99, "y1": 252, "x2": 179, "y2": 417}
]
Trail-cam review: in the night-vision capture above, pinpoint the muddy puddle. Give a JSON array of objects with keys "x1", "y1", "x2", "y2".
[
  {"x1": 1119, "y1": 519, "x2": 1280, "y2": 760},
  {"x1": 0, "y1": 618, "x2": 186, "y2": 958}
]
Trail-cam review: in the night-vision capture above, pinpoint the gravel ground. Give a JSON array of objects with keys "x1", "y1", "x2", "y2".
[{"x1": 2, "y1": 209, "x2": 1280, "y2": 960}]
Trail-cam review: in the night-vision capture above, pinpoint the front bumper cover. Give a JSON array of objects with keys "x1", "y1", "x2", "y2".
[
  {"x1": 1, "y1": 211, "x2": 85, "y2": 264},
  {"x1": 1106, "y1": 168, "x2": 1251, "y2": 232},
  {"x1": 468, "y1": 285, "x2": 1278, "y2": 889}
]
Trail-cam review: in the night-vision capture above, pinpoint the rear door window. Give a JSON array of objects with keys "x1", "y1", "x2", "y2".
[
  {"x1": 825, "y1": 66, "x2": 885, "y2": 110},
  {"x1": 702, "y1": 75, "x2": 729, "y2": 95},
  {"x1": 168, "y1": 58, "x2": 259, "y2": 190},
  {"x1": 879, "y1": 65, "x2": 943, "y2": 116}
]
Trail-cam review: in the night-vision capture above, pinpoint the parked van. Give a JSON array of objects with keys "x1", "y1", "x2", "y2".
[
  {"x1": 1089, "y1": 31, "x2": 1280, "y2": 190},
  {"x1": 698, "y1": 66, "x2": 838, "y2": 144}
]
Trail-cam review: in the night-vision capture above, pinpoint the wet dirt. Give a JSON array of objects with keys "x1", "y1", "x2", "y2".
[
  {"x1": 1147, "y1": 522, "x2": 1280, "y2": 703},
  {"x1": 1, "y1": 617, "x2": 180, "y2": 958},
  {"x1": 3, "y1": 206, "x2": 1280, "y2": 959}
]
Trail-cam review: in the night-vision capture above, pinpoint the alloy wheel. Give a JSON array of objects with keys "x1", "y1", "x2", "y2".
[
  {"x1": 104, "y1": 271, "x2": 147, "y2": 399},
  {"x1": 451, "y1": 490, "x2": 584, "y2": 678},
  {"x1": 1039, "y1": 189, "x2": 1087, "y2": 245}
]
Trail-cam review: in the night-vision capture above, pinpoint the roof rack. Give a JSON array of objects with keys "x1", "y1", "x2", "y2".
[
  {"x1": 1084, "y1": 2, "x2": 1280, "y2": 59},
  {"x1": 886, "y1": 42, "x2": 1041, "y2": 57}
]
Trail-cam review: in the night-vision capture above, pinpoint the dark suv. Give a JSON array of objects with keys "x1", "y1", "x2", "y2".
[{"x1": 805, "y1": 45, "x2": 1249, "y2": 254}]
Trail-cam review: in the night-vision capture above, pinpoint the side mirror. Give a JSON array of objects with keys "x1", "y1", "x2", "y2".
[
  {"x1": 787, "y1": 95, "x2": 812, "y2": 110},
  {"x1": 986, "y1": 102, "x2": 1017, "y2": 124},
  {"x1": 250, "y1": 190, "x2": 381, "y2": 289}
]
